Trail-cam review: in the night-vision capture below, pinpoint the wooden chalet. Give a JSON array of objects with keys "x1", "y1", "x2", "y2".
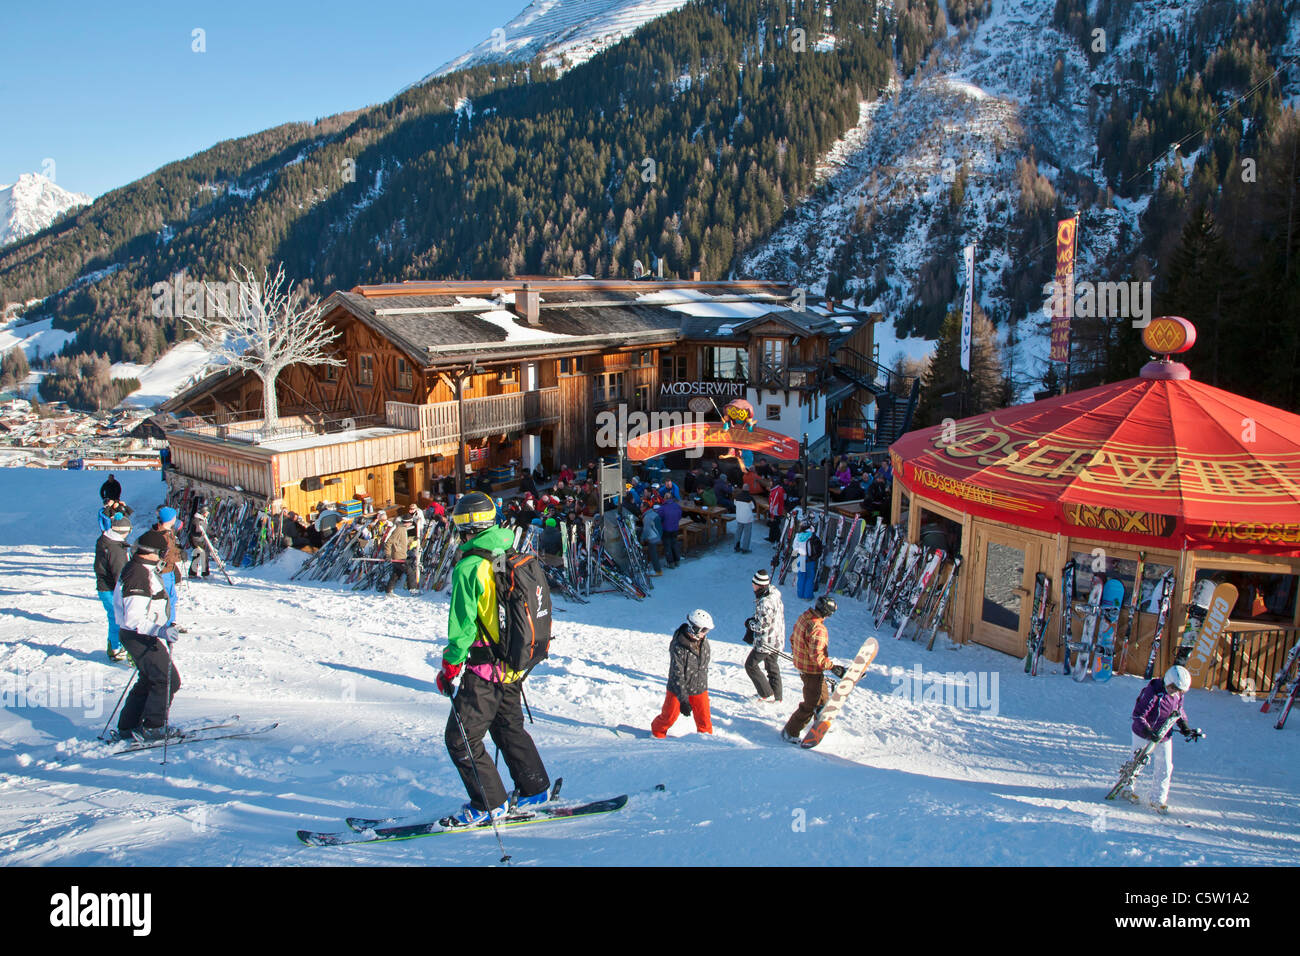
[{"x1": 162, "y1": 278, "x2": 902, "y2": 515}]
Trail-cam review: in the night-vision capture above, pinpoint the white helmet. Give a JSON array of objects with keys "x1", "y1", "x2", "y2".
[
  {"x1": 687, "y1": 609, "x2": 714, "y2": 633},
  {"x1": 1163, "y1": 665, "x2": 1191, "y2": 692}
]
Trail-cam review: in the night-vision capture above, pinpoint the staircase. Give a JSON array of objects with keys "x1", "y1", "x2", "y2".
[{"x1": 832, "y1": 346, "x2": 920, "y2": 452}]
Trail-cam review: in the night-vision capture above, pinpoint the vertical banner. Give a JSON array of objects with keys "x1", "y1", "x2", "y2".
[
  {"x1": 960, "y1": 244, "x2": 974, "y2": 372},
  {"x1": 1050, "y1": 216, "x2": 1078, "y2": 364}
]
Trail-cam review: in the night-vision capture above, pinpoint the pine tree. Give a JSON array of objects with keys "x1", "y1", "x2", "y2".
[{"x1": 914, "y1": 305, "x2": 1004, "y2": 426}]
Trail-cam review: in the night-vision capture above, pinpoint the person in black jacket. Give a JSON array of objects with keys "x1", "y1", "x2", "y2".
[
  {"x1": 114, "y1": 530, "x2": 181, "y2": 740},
  {"x1": 99, "y1": 473, "x2": 122, "y2": 504},
  {"x1": 95, "y1": 513, "x2": 132, "y2": 662},
  {"x1": 650, "y1": 609, "x2": 714, "y2": 737}
]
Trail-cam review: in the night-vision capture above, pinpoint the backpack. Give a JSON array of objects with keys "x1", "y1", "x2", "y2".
[{"x1": 466, "y1": 547, "x2": 552, "y2": 673}]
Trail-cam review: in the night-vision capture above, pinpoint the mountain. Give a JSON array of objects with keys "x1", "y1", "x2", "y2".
[
  {"x1": 0, "y1": 174, "x2": 90, "y2": 248},
  {"x1": 415, "y1": 0, "x2": 690, "y2": 83},
  {"x1": 1, "y1": 0, "x2": 1296, "y2": 410}
]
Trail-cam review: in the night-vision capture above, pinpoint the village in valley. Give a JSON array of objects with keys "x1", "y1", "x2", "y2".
[{"x1": 0, "y1": 0, "x2": 1297, "y2": 907}]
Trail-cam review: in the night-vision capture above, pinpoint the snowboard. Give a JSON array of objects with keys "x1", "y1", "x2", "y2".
[
  {"x1": 1070, "y1": 579, "x2": 1104, "y2": 682},
  {"x1": 800, "y1": 637, "x2": 879, "y2": 749},
  {"x1": 1093, "y1": 577, "x2": 1127, "y2": 682},
  {"x1": 1180, "y1": 581, "x2": 1239, "y2": 688}
]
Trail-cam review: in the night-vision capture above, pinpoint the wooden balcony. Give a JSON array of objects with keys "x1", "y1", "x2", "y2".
[{"x1": 385, "y1": 387, "x2": 560, "y2": 448}]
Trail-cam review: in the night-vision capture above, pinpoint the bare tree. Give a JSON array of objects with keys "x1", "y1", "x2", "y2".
[{"x1": 182, "y1": 263, "x2": 343, "y2": 431}]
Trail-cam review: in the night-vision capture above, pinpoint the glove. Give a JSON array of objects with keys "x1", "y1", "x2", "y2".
[
  {"x1": 830, "y1": 664, "x2": 847, "y2": 678},
  {"x1": 1183, "y1": 728, "x2": 1205, "y2": 742},
  {"x1": 436, "y1": 659, "x2": 462, "y2": 697},
  {"x1": 743, "y1": 627, "x2": 754, "y2": 645},
  {"x1": 679, "y1": 696, "x2": 692, "y2": 717},
  {"x1": 160, "y1": 625, "x2": 179, "y2": 644}
]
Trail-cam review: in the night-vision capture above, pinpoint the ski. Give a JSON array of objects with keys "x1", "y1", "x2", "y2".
[
  {"x1": 298, "y1": 790, "x2": 644, "y2": 847},
  {"x1": 1022, "y1": 572, "x2": 1052, "y2": 674},
  {"x1": 800, "y1": 637, "x2": 879, "y2": 749},
  {"x1": 200, "y1": 531, "x2": 236, "y2": 586},
  {"x1": 111, "y1": 720, "x2": 278, "y2": 755},
  {"x1": 924, "y1": 555, "x2": 963, "y2": 651},
  {"x1": 1115, "y1": 552, "x2": 1145, "y2": 676},
  {"x1": 893, "y1": 549, "x2": 945, "y2": 641},
  {"x1": 1260, "y1": 641, "x2": 1300, "y2": 713},
  {"x1": 1143, "y1": 571, "x2": 1175, "y2": 679},
  {"x1": 346, "y1": 779, "x2": 567, "y2": 832},
  {"x1": 1058, "y1": 560, "x2": 1077, "y2": 676},
  {"x1": 1276, "y1": 678, "x2": 1300, "y2": 730}
]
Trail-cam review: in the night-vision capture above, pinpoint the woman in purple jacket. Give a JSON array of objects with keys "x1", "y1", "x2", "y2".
[{"x1": 1121, "y1": 665, "x2": 1204, "y2": 813}]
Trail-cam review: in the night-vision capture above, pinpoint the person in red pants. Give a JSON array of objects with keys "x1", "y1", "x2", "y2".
[{"x1": 651, "y1": 609, "x2": 714, "y2": 737}]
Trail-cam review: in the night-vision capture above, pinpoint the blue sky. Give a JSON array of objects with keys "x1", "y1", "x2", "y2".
[{"x1": 0, "y1": 0, "x2": 528, "y2": 197}]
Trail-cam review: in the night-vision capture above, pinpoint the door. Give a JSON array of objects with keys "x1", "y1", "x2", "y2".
[{"x1": 968, "y1": 523, "x2": 1051, "y2": 656}]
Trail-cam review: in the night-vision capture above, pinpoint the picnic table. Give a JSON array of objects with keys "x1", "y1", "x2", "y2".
[
  {"x1": 682, "y1": 503, "x2": 731, "y2": 542},
  {"x1": 830, "y1": 500, "x2": 868, "y2": 517}
]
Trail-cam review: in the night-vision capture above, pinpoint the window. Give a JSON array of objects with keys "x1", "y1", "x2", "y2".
[
  {"x1": 634, "y1": 384, "x2": 649, "y2": 411},
  {"x1": 703, "y1": 346, "x2": 749, "y2": 381},
  {"x1": 595, "y1": 371, "x2": 625, "y2": 403},
  {"x1": 358, "y1": 354, "x2": 375, "y2": 386},
  {"x1": 559, "y1": 356, "x2": 585, "y2": 376},
  {"x1": 763, "y1": 338, "x2": 786, "y2": 368},
  {"x1": 324, "y1": 363, "x2": 338, "y2": 382},
  {"x1": 638, "y1": 350, "x2": 653, "y2": 368},
  {"x1": 498, "y1": 366, "x2": 518, "y2": 385},
  {"x1": 397, "y1": 357, "x2": 413, "y2": 390},
  {"x1": 660, "y1": 353, "x2": 687, "y2": 382},
  {"x1": 766, "y1": 404, "x2": 782, "y2": 421}
]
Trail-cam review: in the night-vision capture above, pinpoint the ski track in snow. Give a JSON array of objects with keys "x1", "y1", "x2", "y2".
[{"x1": 1, "y1": 469, "x2": 1297, "y2": 865}]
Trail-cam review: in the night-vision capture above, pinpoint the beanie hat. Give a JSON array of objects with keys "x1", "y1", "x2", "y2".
[
  {"x1": 135, "y1": 530, "x2": 169, "y2": 554},
  {"x1": 752, "y1": 569, "x2": 771, "y2": 587},
  {"x1": 110, "y1": 512, "x2": 132, "y2": 532},
  {"x1": 158, "y1": 506, "x2": 178, "y2": 524}
]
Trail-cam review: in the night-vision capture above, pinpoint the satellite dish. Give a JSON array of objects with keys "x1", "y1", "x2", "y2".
[{"x1": 632, "y1": 259, "x2": 645, "y2": 278}]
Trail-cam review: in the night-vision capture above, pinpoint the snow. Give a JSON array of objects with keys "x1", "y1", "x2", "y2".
[
  {"x1": 0, "y1": 173, "x2": 90, "y2": 248},
  {"x1": 2, "y1": 467, "x2": 1297, "y2": 865},
  {"x1": 114, "y1": 341, "x2": 225, "y2": 409},
  {"x1": 634, "y1": 288, "x2": 781, "y2": 319},
  {"x1": 410, "y1": 0, "x2": 690, "y2": 85},
  {"x1": 0, "y1": 316, "x2": 75, "y2": 361}
]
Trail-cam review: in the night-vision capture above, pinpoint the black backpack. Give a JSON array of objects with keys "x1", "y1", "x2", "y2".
[{"x1": 466, "y1": 547, "x2": 553, "y2": 673}]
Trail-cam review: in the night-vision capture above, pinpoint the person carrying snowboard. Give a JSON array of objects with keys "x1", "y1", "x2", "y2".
[
  {"x1": 435, "y1": 491, "x2": 552, "y2": 826},
  {"x1": 114, "y1": 530, "x2": 181, "y2": 740},
  {"x1": 1118, "y1": 665, "x2": 1204, "y2": 813},
  {"x1": 781, "y1": 596, "x2": 845, "y2": 743},
  {"x1": 95, "y1": 511, "x2": 132, "y2": 662},
  {"x1": 744, "y1": 569, "x2": 785, "y2": 702},
  {"x1": 651, "y1": 609, "x2": 714, "y2": 738}
]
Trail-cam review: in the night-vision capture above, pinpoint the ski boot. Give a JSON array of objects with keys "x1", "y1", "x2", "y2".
[
  {"x1": 439, "y1": 800, "x2": 509, "y2": 829},
  {"x1": 107, "y1": 647, "x2": 127, "y2": 663},
  {"x1": 511, "y1": 779, "x2": 561, "y2": 812},
  {"x1": 127, "y1": 724, "x2": 181, "y2": 743},
  {"x1": 1115, "y1": 787, "x2": 1140, "y2": 805},
  {"x1": 780, "y1": 730, "x2": 800, "y2": 744}
]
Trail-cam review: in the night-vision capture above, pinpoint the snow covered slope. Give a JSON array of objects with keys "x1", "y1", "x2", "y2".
[
  {"x1": 413, "y1": 0, "x2": 689, "y2": 83},
  {"x1": 1, "y1": 469, "x2": 1296, "y2": 866},
  {"x1": 0, "y1": 174, "x2": 90, "y2": 248},
  {"x1": 112, "y1": 341, "x2": 224, "y2": 409}
]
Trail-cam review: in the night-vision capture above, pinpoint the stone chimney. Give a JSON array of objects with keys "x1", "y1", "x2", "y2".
[{"x1": 514, "y1": 282, "x2": 540, "y2": 326}]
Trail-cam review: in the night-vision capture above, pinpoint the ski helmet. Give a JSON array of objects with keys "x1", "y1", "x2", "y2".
[
  {"x1": 1163, "y1": 665, "x2": 1191, "y2": 692},
  {"x1": 814, "y1": 595, "x2": 837, "y2": 618},
  {"x1": 452, "y1": 491, "x2": 497, "y2": 533},
  {"x1": 686, "y1": 609, "x2": 714, "y2": 633}
]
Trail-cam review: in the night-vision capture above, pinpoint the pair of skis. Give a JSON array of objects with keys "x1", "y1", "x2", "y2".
[
  {"x1": 1022, "y1": 572, "x2": 1054, "y2": 676},
  {"x1": 110, "y1": 715, "x2": 278, "y2": 756},
  {"x1": 1260, "y1": 640, "x2": 1300, "y2": 729},
  {"x1": 297, "y1": 779, "x2": 660, "y2": 847}
]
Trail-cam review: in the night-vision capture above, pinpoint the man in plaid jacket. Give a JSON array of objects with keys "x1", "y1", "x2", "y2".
[{"x1": 781, "y1": 596, "x2": 845, "y2": 742}]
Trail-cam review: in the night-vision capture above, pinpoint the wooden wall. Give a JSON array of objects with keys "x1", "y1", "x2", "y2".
[{"x1": 168, "y1": 437, "x2": 274, "y2": 496}]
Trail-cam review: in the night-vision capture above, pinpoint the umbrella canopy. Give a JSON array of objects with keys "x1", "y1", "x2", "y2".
[{"x1": 890, "y1": 368, "x2": 1300, "y2": 556}]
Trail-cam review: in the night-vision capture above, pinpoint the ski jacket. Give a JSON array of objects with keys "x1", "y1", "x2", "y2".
[
  {"x1": 383, "y1": 522, "x2": 409, "y2": 561},
  {"x1": 98, "y1": 502, "x2": 132, "y2": 533},
  {"x1": 94, "y1": 530, "x2": 130, "y2": 593},
  {"x1": 189, "y1": 513, "x2": 209, "y2": 546},
  {"x1": 748, "y1": 586, "x2": 786, "y2": 654},
  {"x1": 734, "y1": 495, "x2": 755, "y2": 524},
  {"x1": 1131, "y1": 679, "x2": 1189, "y2": 741},
  {"x1": 769, "y1": 485, "x2": 786, "y2": 518},
  {"x1": 446, "y1": 524, "x2": 524, "y2": 684},
  {"x1": 157, "y1": 528, "x2": 184, "y2": 576},
  {"x1": 666, "y1": 623, "x2": 711, "y2": 701},
  {"x1": 657, "y1": 499, "x2": 683, "y2": 533},
  {"x1": 99, "y1": 477, "x2": 121, "y2": 502},
  {"x1": 641, "y1": 507, "x2": 663, "y2": 543},
  {"x1": 661, "y1": 482, "x2": 682, "y2": 501},
  {"x1": 113, "y1": 557, "x2": 172, "y2": 638},
  {"x1": 540, "y1": 521, "x2": 563, "y2": 554},
  {"x1": 790, "y1": 609, "x2": 832, "y2": 675}
]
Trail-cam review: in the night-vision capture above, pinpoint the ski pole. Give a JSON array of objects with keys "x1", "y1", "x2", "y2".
[
  {"x1": 99, "y1": 663, "x2": 137, "y2": 740},
  {"x1": 160, "y1": 635, "x2": 175, "y2": 767},
  {"x1": 449, "y1": 698, "x2": 511, "y2": 864}
]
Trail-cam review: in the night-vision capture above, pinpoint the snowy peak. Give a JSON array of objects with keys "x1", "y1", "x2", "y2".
[
  {"x1": 415, "y1": 0, "x2": 688, "y2": 84},
  {"x1": 0, "y1": 173, "x2": 90, "y2": 248}
]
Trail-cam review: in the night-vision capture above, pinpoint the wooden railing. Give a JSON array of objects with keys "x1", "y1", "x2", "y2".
[
  {"x1": 386, "y1": 387, "x2": 560, "y2": 447},
  {"x1": 1209, "y1": 626, "x2": 1300, "y2": 694}
]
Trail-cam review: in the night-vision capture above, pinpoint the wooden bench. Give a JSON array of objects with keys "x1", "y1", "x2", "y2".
[{"x1": 678, "y1": 520, "x2": 707, "y2": 555}]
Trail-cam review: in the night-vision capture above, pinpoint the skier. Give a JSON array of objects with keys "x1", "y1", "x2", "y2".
[
  {"x1": 744, "y1": 569, "x2": 785, "y2": 702},
  {"x1": 657, "y1": 494, "x2": 683, "y2": 569},
  {"x1": 639, "y1": 501, "x2": 664, "y2": 576},
  {"x1": 154, "y1": 507, "x2": 184, "y2": 629},
  {"x1": 114, "y1": 530, "x2": 181, "y2": 740},
  {"x1": 188, "y1": 503, "x2": 213, "y2": 577},
  {"x1": 381, "y1": 510, "x2": 411, "y2": 595},
  {"x1": 733, "y1": 487, "x2": 755, "y2": 553},
  {"x1": 406, "y1": 502, "x2": 426, "y2": 542},
  {"x1": 1118, "y1": 665, "x2": 1204, "y2": 813},
  {"x1": 651, "y1": 609, "x2": 714, "y2": 738},
  {"x1": 99, "y1": 473, "x2": 121, "y2": 504},
  {"x1": 436, "y1": 491, "x2": 552, "y2": 826},
  {"x1": 767, "y1": 481, "x2": 786, "y2": 543},
  {"x1": 94, "y1": 512, "x2": 132, "y2": 662},
  {"x1": 781, "y1": 596, "x2": 846, "y2": 743},
  {"x1": 793, "y1": 520, "x2": 823, "y2": 600}
]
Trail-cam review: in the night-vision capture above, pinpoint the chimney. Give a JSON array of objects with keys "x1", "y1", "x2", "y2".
[
  {"x1": 514, "y1": 282, "x2": 540, "y2": 326},
  {"x1": 691, "y1": 270, "x2": 702, "y2": 282}
]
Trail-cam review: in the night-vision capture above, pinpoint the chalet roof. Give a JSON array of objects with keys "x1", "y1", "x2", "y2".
[{"x1": 325, "y1": 280, "x2": 871, "y2": 366}]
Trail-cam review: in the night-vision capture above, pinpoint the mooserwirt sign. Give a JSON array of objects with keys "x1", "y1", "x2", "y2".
[{"x1": 659, "y1": 381, "x2": 745, "y2": 398}]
